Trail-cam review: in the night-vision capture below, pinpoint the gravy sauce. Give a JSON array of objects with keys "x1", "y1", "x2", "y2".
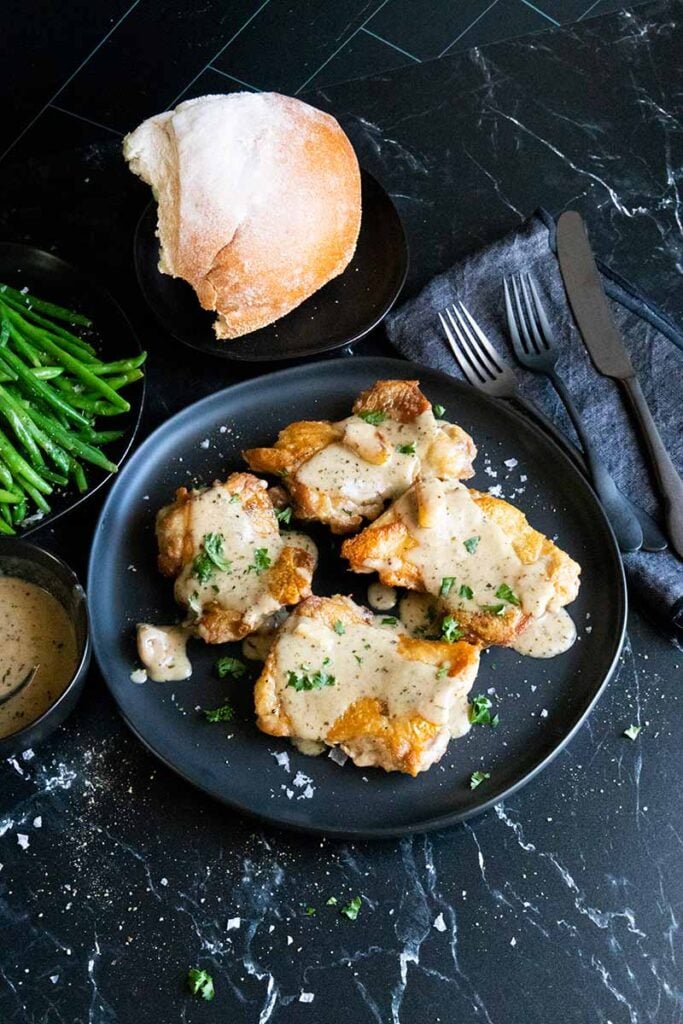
[
  {"x1": 136, "y1": 624, "x2": 192, "y2": 682},
  {"x1": 274, "y1": 614, "x2": 474, "y2": 743},
  {"x1": 367, "y1": 582, "x2": 397, "y2": 611},
  {"x1": 511, "y1": 608, "x2": 577, "y2": 658},
  {"x1": 0, "y1": 576, "x2": 78, "y2": 739}
]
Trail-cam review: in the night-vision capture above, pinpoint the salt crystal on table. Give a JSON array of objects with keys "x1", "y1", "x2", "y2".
[
  {"x1": 299, "y1": 992, "x2": 314, "y2": 1003},
  {"x1": 433, "y1": 913, "x2": 447, "y2": 932},
  {"x1": 33, "y1": 817, "x2": 41, "y2": 828},
  {"x1": 227, "y1": 917, "x2": 240, "y2": 930},
  {"x1": 504, "y1": 458, "x2": 518, "y2": 469},
  {"x1": 17, "y1": 834, "x2": 29, "y2": 850},
  {"x1": 199, "y1": 438, "x2": 210, "y2": 449}
]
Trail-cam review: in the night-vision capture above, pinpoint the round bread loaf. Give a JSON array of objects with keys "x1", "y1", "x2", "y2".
[{"x1": 123, "y1": 92, "x2": 362, "y2": 340}]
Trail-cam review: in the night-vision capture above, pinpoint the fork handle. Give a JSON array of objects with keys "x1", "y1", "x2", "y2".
[
  {"x1": 546, "y1": 370, "x2": 644, "y2": 553},
  {"x1": 620, "y1": 376, "x2": 683, "y2": 560}
]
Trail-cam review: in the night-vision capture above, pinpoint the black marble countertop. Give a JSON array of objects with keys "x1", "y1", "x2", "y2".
[{"x1": 1, "y1": 2, "x2": 681, "y2": 1022}]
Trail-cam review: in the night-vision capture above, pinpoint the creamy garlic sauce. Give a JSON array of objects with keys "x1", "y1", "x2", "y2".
[
  {"x1": 136, "y1": 624, "x2": 192, "y2": 681},
  {"x1": 0, "y1": 576, "x2": 78, "y2": 739},
  {"x1": 173, "y1": 487, "x2": 315, "y2": 628},
  {"x1": 241, "y1": 609, "x2": 290, "y2": 662},
  {"x1": 511, "y1": 608, "x2": 577, "y2": 658},
  {"x1": 295, "y1": 411, "x2": 462, "y2": 510},
  {"x1": 273, "y1": 614, "x2": 474, "y2": 744},
  {"x1": 398, "y1": 592, "x2": 438, "y2": 635},
  {"x1": 367, "y1": 582, "x2": 397, "y2": 611}
]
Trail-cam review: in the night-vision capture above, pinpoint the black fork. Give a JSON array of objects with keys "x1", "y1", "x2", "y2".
[
  {"x1": 504, "y1": 272, "x2": 643, "y2": 553},
  {"x1": 438, "y1": 301, "x2": 666, "y2": 552}
]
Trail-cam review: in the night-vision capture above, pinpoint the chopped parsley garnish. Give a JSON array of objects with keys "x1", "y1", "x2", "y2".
[
  {"x1": 481, "y1": 603, "x2": 506, "y2": 616},
  {"x1": 436, "y1": 665, "x2": 449, "y2": 680},
  {"x1": 463, "y1": 536, "x2": 481, "y2": 555},
  {"x1": 624, "y1": 724, "x2": 641, "y2": 740},
  {"x1": 396, "y1": 442, "x2": 416, "y2": 455},
  {"x1": 203, "y1": 703, "x2": 234, "y2": 723},
  {"x1": 495, "y1": 583, "x2": 520, "y2": 606},
  {"x1": 275, "y1": 506, "x2": 293, "y2": 525},
  {"x1": 216, "y1": 656, "x2": 246, "y2": 679},
  {"x1": 354, "y1": 653, "x2": 363, "y2": 665},
  {"x1": 381, "y1": 616, "x2": 398, "y2": 626},
  {"x1": 433, "y1": 404, "x2": 446, "y2": 418},
  {"x1": 187, "y1": 968, "x2": 215, "y2": 1001},
  {"x1": 333, "y1": 620, "x2": 346, "y2": 635},
  {"x1": 340, "y1": 896, "x2": 362, "y2": 920},
  {"x1": 459, "y1": 584, "x2": 474, "y2": 600},
  {"x1": 287, "y1": 664, "x2": 336, "y2": 691},
  {"x1": 326, "y1": 896, "x2": 338, "y2": 906},
  {"x1": 469, "y1": 694, "x2": 499, "y2": 727},
  {"x1": 358, "y1": 410, "x2": 387, "y2": 425},
  {"x1": 229, "y1": 493, "x2": 241, "y2": 504},
  {"x1": 192, "y1": 532, "x2": 232, "y2": 582},
  {"x1": 441, "y1": 616, "x2": 464, "y2": 642},
  {"x1": 304, "y1": 906, "x2": 316, "y2": 916},
  {"x1": 470, "y1": 770, "x2": 490, "y2": 790},
  {"x1": 440, "y1": 576, "x2": 456, "y2": 597},
  {"x1": 248, "y1": 547, "x2": 272, "y2": 574}
]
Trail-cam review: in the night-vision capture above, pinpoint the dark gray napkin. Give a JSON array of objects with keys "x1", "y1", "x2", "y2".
[{"x1": 385, "y1": 211, "x2": 683, "y2": 634}]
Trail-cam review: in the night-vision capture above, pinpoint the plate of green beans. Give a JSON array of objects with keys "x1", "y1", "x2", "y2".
[{"x1": 0, "y1": 243, "x2": 146, "y2": 534}]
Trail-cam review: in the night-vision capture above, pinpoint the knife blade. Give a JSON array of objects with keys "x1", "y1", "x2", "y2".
[
  {"x1": 556, "y1": 211, "x2": 634, "y2": 379},
  {"x1": 557, "y1": 209, "x2": 683, "y2": 559}
]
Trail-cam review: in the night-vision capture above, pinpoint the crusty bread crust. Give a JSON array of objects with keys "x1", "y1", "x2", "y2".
[{"x1": 124, "y1": 92, "x2": 361, "y2": 340}]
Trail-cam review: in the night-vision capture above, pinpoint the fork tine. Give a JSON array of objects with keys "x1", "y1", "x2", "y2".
[
  {"x1": 525, "y1": 274, "x2": 554, "y2": 349},
  {"x1": 510, "y1": 274, "x2": 538, "y2": 354},
  {"x1": 438, "y1": 311, "x2": 482, "y2": 387},
  {"x1": 450, "y1": 305, "x2": 498, "y2": 380},
  {"x1": 445, "y1": 307, "x2": 487, "y2": 383},
  {"x1": 503, "y1": 277, "x2": 524, "y2": 355},
  {"x1": 457, "y1": 302, "x2": 508, "y2": 374},
  {"x1": 519, "y1": 274, "x2": 545, "y2": 351}
]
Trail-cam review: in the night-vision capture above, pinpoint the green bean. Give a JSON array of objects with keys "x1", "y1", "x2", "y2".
[
  {"x1": 6, "y1": 320, "x2": 43, "y2": 367},
  {"x1": 90, "y1": 353, "x2": 147, "y2": 375},
  {"x1": 77, "y1": 429, "x2": 124, "y2": 444},
  {"x1": 70, "y1": 459, "x2": 88, "y2": 493},
  {"x1": 11, "y1": 497, "x2": 27, "y2": 525},
  {"x1": 0, "y1": 294, "x2": 98, "y2": 362},
  {"x1": 0, "y1": 459, "x2": 13, "y2": 489},
  {"x1": 0, "y1": 427, "x2": 52, "y2": 494},
  {"x1": 21, "y1": 481, "x2": 50, "y2": 513},
  {"x1": 40, "y1": 468, "x2": 69, "y2": 486},
  {"x1": 0, "y1": 386, "x2": 45, "y2": 470},
  {"x1": 0, "y1": 514, "x2": 14, "y2": 534},
  {"x1": 27, "y1": 407, "x2": 117, "y2": 473},
  {"x1": 0, "y1": 347, "x2": 91, "y2": 428},
  {"x1": 32, "y1": 367, "x2": 64, "y2": 379},
  {"x1": 0, "y1": 488, "x2": 22, "y2": 503},
  {"x1": 0, "y1": 283, "x2": 92, "y2": 326}
]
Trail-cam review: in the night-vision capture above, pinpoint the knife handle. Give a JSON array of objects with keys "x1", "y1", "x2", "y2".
[{"x1": 621, "y1": 376, "x2": 683, "y2": 560}]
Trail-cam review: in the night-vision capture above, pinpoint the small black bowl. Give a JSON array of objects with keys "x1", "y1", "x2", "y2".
[{"x1": 0, "y1": 538, "x2": 91, "y2": 755}]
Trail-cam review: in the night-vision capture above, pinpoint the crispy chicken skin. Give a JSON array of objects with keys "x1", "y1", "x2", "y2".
[
  {"x1": 155, "y1": 472, "x2": 317, "y2": 643},
  {"x1": 341, "y1": 481, "x2": 581, "y2": 648},
  {"x1": 243, "y1": 380, "x2": 476, "y2": 534},
  {"x1": 254, "y1": 595, "x2": 480, "y2": 776}
]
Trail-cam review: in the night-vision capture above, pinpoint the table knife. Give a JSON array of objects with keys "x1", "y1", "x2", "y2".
[{"x1": 557, "y1": 210, "x2": 683, "y2": 560}]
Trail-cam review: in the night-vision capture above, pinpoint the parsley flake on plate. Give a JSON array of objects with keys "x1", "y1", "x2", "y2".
[
  {"x1": 247, "y1": 547, "x2": 272, "y2": 574},
  {"x1": 275, "y1": 506, "x2": 293, "y2": 525},
  {"x1": 433, "y1": 403, "x2": 446, "y2": 418},
  {"x1": 463, "y1": 536, "x2": 480, "y2": 555},
  {"x1": 187, "y1": 968, "x2": 214, "y2": 1001},
  {"x1": 287, "y1": 664, "x2": 336, "y2": 691},
  {"x1": 495, "y1": 583, "x2": 520, "y2": 606},
  {"x1": 304, "y1": 906, "x2": 316, "y2": 916},
  {"x1": 203, "y1": 703, "x2": 234, "y2": 723},
  {"x1": 470, "y1": 770, "x2": 490, "y2": 790},
  {"x1": 326, "y1": 896, "x2": 338, "y2": 906},
  {"x1": 624, "y1": 724, "x2": 642, "y2": 740},
  {"x1": 440, "y1": 576, "x2": 456, "y2": 597},
  {"x1": 340, "y1": 896, "x2": 362, "y2": 920},
  {"x1": 468, "y1": 694, "x2": 499, "y2": 726},
  {"x1": 459, "y1": 584, "x2": 473, "y2": 600},
  {"x1": 441, "y1": 616, "x2": 464, "y2": 643},
  {"x1": 381, "y1": 616, "x2": 398, "y2": 626},
  {"x1": 396, "y1": 442, "x2": 416, "y2": 455},
  {"x1": 358, "y1": 410, "x2": 386, "y2": 425},
  {"x1": 216, "y1": 656, "x2": 246, "y2": 679}
]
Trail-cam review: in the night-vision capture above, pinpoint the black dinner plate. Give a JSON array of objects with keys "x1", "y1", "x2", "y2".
[
  {"x1": 87, "y1": 357, "x2": 626, "y2": 838},
  {"x1": 0, "y1": 243, "x2": 145, "y2": 535},
  {"x1": 133, "y1": 169, "x2": 408, "y2": 362}
]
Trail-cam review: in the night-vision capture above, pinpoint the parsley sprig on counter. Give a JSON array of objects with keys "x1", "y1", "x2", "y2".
[
  {"x1": 0, "y1": 283, "x2": 146, "y2": 533},
  {"x1": 470, "y1": 770, "x2": 490, "y2": 789},
  {"x1": 469, "y1": 694, "x2": 499, "y2": 727},
  {"x1": 216, "y1": 656, "x2": 246, "y2": 679},
  {"x1": 203, "y1": 703, "x2": 234, "y2": 723},
  {"x1": 187, "y1": 968, "x2": 215, "y2": 1001}
]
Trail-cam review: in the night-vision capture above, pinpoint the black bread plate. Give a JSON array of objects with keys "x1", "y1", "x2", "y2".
[
  {"x1": 133, "y1": 169, "x2": 408, "y2": 362},
  {"x1": 87, "y1": 357, "x2": 626, "y2": 839},
  {"x1": 0, "y1": 243, "x2": 145, "y2": 535}
]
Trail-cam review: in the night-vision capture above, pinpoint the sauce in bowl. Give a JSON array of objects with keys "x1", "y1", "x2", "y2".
[{"x1": 0, "y1": 576, "x2": 79, "y2": 739}]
